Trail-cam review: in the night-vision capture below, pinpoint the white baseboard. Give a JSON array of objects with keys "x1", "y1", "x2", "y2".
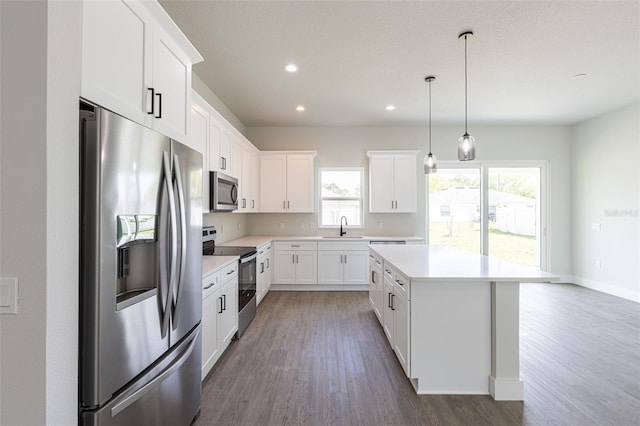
[{"x1": 570, "y1": 275, "x2": 640, "y2": 303}]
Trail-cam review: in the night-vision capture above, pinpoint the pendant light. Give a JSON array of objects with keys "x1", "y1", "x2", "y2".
[
  {"x1": 458, "y1": 31, "x2": 475, "y2": 161},
  {"x1": 424, "y1": 76, "x2": 437, "y2": 174}
]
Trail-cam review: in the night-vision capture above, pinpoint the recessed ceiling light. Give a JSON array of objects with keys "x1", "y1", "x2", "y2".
[
  {"x1": 572, "y1": 73, "x2": 588, "y2": 80},
  {"x1": 285, "y1": 63, "x2": 298, "y2": 73},
  {"x1": 296, "y1": 105, "x2": 305, "y2": 112},
  {"x1": 385, "y1": 105, "x2": 396, "y2": 111}
]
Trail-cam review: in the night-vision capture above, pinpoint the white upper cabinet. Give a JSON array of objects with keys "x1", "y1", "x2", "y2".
[
  {"x1": 190, "y1": 93, "x2": 210, "y2": 213},
  {"x1": 367, "y1": 151, "x2": 419, "y2": 213},
  {"x1": 239, "y1": 145, "x2": 260, "y2": 212},
  {"x1": 81, "y1": 0, "x2": 202, "y2": 142},
  {"x1": 260, "y1": 152, "x2": 317, "y2": 213}
]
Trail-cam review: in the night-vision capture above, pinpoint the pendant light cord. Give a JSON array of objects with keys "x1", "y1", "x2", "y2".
[
  {"x1": 464, "y1": 34, "x2": 468, "y2": 134},
  {"x1": 428, "y1": 79, "x2": 432, "y2": 152}
]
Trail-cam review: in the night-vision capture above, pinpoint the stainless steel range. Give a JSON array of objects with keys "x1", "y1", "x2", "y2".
[{"x1": 202, "y1": 227, "x2": 257, "y2": 337}]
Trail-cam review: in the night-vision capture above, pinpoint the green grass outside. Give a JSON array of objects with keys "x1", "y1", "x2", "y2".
[{"x1": 429, "y1": 221, "x2": 538, "y2": 267}]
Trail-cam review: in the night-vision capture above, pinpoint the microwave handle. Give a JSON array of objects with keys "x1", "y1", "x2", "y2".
[{"x1": 231, "y1": 183, "x2": 238, "y2": 204}]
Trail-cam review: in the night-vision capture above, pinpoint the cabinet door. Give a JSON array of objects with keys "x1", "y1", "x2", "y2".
[
  {"x1": 286, "y1": 155, "x2": 315, "y2": 213},
  {"x1": 190, "y1": 104, "x2": 209, "y2": 213},
  {"x1": 274, "y1": 250, "x2": 296, "y2": 284},
  {"x1": 317, "y1": 251, "x2": 343, "y2": 285},
  {"x1": 343, "y1": 251, "x2": 369, "y2": 285},
  {"x1": 230, "y1": 139, "x2": 242, "y2": 179},
  {"x1": 369, "y1": 259, "x2": 383, "y2": 323},
  {"x1": 239, "y1": 145, "x2": 251, "y2": 211},
  {"x1": 219, "y1": 277, "x2": 238, "y2": 347},
  {"x1": 201, "y1": 289, "x2": 220, "y2": 378},
  {"x1": 81, "y1": 0, "x2": 152, "y2": 126},
  {"x1": 256, "y1": 258, "x2": 266, "y2": 305},
  {"x1": 295, "y1": 251, "x2": 317, "y2": 285},
  {"x1": 265, "y1": 250, "x2": 273, "y2": 289},
  {"x1": 260, "y1": 155, "x2": 287, "y2": 212},
  {"x1": 369, "y1": 155, "x2": 394, "y2": 213},
  {"x1": 209, "y1": 119, "x2": 222, "y2": 172},
  {"x1": 393, "y1": 155, "x2": 417, "y2": 213},
  {"x1": 151, "y1": 23, "x2": 191, "y2": 141},
  {"x1": 219, "y1": 131, "x2": 232, "y2": 173},
  {"x1": 394, "y1": 291, "x2": 410, "y2": 377},
  {"x1": 382, "y1": 276, "x2": 395, "y2": 346},
  {"x1": 249, "y1": 151, "x2": 260, "y2": 211}
]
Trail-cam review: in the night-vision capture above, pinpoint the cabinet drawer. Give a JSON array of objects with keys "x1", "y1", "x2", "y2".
[
  {"x1": 393, "y1": 271, "x2": 410, "y2": 300},
  {"x1": 220, "y1": 261, "x2": 238, "y2": 282},
  {"x1": 202, "y1": 271, "x2": 220, "y2": 298},
  {"x1": 274, "y1": 241, "x2": 317, "y2": 251},
  {"x1": 319, "y1": 241, "x2": 369, "y2": 251}
]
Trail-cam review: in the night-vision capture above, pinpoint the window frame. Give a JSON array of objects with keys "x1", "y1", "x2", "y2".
[{"x1": 318, "y1": 167, "x2": 364, "y2": 229}]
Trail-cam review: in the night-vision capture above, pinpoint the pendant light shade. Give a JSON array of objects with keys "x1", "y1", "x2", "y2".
[
  {"x1": 458, "y1": 31, "x2": 476, "y2": 161},
  {"x1": 424, "y1": 76, "x2": 437, "y2": 174}
]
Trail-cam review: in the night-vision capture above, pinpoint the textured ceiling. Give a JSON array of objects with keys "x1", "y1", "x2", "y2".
[{"x1": 160, "y1": 0, "x2": 640, "y2": 127}]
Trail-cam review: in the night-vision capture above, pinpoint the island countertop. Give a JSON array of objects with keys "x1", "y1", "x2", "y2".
[{"x1": 370, "y1": 244, "x2": 559, "y2": 282}]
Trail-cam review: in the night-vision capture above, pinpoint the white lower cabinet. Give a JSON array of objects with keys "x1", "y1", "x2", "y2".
[
  {"x1": 273, "y1": 242, "x2": 317, "y2": 285},
  {"x1": 381, "y1": 260, "x2": 411, "y2": 377},
  {"x1": 201, "y1": 261, "x2": 238, "y2": 379},
  {"x1": 256, "y1": 243, "x2": 273, "y2": 305},
  {"x1": 317, "y1": 242, "x2": 369, "y2": 285}
]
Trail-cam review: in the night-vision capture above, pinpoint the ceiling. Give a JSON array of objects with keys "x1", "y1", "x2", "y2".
[{"x1": 160, "y1": 1, "x2": 640, "y2": 127}]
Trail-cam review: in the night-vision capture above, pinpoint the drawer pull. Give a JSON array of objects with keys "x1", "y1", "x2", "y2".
[{"x1": 203, "y1": 282, "x2": 215, "y2": 290}]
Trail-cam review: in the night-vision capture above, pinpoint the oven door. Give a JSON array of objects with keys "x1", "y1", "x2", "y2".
[{"x1": 238, "y1": 252, "x2": 257, "y2": 311}]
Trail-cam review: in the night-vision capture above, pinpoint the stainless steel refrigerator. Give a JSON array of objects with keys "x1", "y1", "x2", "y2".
[{"x1": 79, "y1": 101, "x2": 202, "y2": 425}]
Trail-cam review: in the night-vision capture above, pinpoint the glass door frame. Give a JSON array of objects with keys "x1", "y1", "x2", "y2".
[{"x1": 426, "y1": 160, "x2": 549, "y2": 270}]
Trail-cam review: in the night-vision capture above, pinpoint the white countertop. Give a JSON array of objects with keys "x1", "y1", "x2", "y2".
[
  {"x1": 371, "y1": 244, "x2": 560, "y2": 282},
  {"x1": 221, "y1": 235, "x2": 423, "y2": 247},
  {"x1": 202, "y1": 255, "x2": 238, "y2": 278}
]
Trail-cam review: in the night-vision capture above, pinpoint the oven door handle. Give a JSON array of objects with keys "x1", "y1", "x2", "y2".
[{"x1": 239, "y1": 252, "x2": 257, "y2": 264}]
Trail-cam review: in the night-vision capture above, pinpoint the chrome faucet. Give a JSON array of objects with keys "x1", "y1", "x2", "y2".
[{"x1": 340, "y1": 216, "x2": 348, "y2": 236}]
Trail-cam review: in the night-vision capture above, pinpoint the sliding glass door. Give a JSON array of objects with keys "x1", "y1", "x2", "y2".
[{"x1": 427, "y1": 162, "x2": 547, "y2": 269}]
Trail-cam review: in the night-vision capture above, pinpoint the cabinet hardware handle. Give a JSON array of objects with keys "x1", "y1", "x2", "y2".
[
  {"x1": 344, "y1": 254, "x2": 347, "y2": 264},
  {"x1": 287, "y1": 201, "x2": 290, "y2": 209},
  {"x1": 388, "y1": 292, "x2": 393, "y2": 308},
  {"x1": 266, "y1": 259, "x2": 270, "y2": 268},
  {"x1": 296, "y1": 254, "x2": 299, "y2": 263},
  {"x1": 391, "y1": 200, "x2": 394, "y2": 209},
  {"x1": 155, "y1": 92, "x2": 162, "y2": 119},
  {"x1": 396, "y1": 279, "x2": 403, "y2": 286},
  {"x1": 292, "y1": 254, "x2": 295, "y2": 264},
  {"x1": 226, "y1": 269, "x2": 234, "y2": 275},
  {"x1": 251, "y1": 200, "x2": 255, "y2": 209},
  {"x1": 391, "y1": 294, "x2": 395, "y2": 310},
  {"x1": 242, "y1": 198, "x2": 246, "y2": 208},
  {"x1": 218, "y1": 296, "x2": 223, "y2": 314},
  {"x1": 371, "y1": 271, "x2": 376, "y2": 283},
  {"x1": 260, "y1": 262, "x2": 265, "y2": 273},
  {"x1": 222, "y1": 294, "x2": 226, "y2": 311},
  {"x1": 291, "y1": 245, "x2": 300, "y2": 248},
  {"x1": 283, "y1": 200, "x2": 286, "y2": 209},
  {"x1": 147, "y1": 88, "x2": 155, "y2": 115}
]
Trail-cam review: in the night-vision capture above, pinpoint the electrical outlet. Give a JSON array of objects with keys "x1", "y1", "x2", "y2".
[
  {"x1": 378, "y1": 222, "x2": 384, "y2": 229},
  {"x1": 279, "y1": 223, "x2": 284, "y2": 229},
  {"x1": 300, "y1": 222, "x2": 306, "y2": 229},
  {"x1": 220, "y1": 224, "x2": 224, "y2": 233},
  {"x1": 237, "y1": 223, "x2": 240, "y2": 231},
  {"x1": 595, "y1": 260, "x2": 602, "y2": 269},
  {"x1": 591, "y1": 223, "x2": 601, "y2": 231},
  {"x1": 310, "y1": 222, "x2": 315, "y2": 229}
]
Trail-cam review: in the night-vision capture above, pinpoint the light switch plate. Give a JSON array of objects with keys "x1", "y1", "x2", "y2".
[{"x1": 0, "y1": 277, "x2": 19, "y2": 314}]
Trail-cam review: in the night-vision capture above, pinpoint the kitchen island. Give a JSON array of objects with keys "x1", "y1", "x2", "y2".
[{"x1": 369, "y1": 244, "x2": 559, "y2": 401}]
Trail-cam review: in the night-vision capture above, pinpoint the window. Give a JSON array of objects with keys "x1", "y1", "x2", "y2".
[{"x1": 319, "y1": 168, "x2": 363, "y2": 227}]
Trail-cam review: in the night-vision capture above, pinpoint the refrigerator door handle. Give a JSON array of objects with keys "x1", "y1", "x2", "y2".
[
  {"x1": 171, "y1": 154, "x2": 188, "y2": 329},
  {"x1": 160, "y1": 151, "x2": 178, "y2": 338},
  {"x1": 110, "y1": 327, "x2": 200, "y2": 417}
]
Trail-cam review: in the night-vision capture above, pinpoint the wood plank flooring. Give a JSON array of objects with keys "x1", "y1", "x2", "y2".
[{"x1": 196, "y1": 284, "x2": 640, "y2": 425}]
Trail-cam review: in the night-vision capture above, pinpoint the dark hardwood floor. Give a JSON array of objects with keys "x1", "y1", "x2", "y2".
[{"x1": 196, "y1": 284, "x2": 640, "y2": 425}]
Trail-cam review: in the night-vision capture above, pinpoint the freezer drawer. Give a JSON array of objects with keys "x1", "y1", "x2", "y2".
[{"x1": 81, "y1": 326, "x2": 202, "y2": 426}]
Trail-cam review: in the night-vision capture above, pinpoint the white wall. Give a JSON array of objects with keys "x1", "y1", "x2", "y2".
[
  {"x1": 0, "y1": 2, "x2": 81, "y2": 425},
  {"x1": 204, "y1": 212, "x2": 248, "y2": 244},
  {"x1": 246, "y1": 125, "x2": 572, "y2": 277},
  {"x1": 193, "y1": 73, "x2": 247, "y2": 137},
  {"x1": 571, "y1": 102, "x2": 640, "y2": 302}
]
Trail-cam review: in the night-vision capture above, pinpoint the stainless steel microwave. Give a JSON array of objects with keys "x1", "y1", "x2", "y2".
[{"x1": 210, "y1": 171, "x2": 238, "y2": 211}]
